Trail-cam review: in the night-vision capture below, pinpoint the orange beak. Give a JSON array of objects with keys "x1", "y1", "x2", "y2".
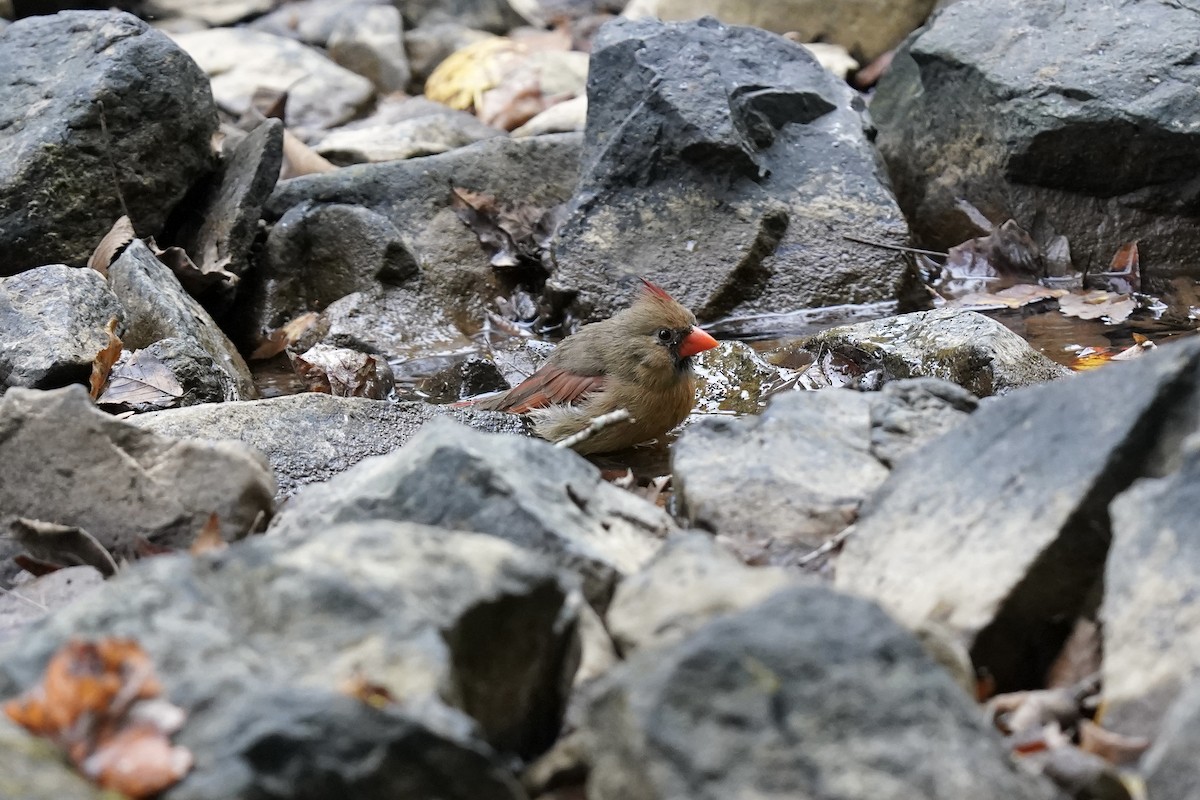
[{"x1": 678, "y1": 326, "x2": 719, "y2": 358}]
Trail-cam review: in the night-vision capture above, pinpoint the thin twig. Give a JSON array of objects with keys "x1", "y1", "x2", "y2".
[
  {"x1": 0, "y1": 584, "x2": 48, "y2": 612},
  {"x1": 795, "y1": 524, "x2": 856, "y2": 567},
  {"x1": 555, "y1": 409, "x2": 633, "y2": 449},
  {"x1": 843, "y1": 234, "x2": 947, "y2": 258},
  {"x1": 96, "y1": 100, "x2": 131, "y2": 221}
]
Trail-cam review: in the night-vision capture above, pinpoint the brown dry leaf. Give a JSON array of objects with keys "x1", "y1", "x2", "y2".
[
  {"x1": 951, "y1": 284, "x2": 1067, "y2": 311},
  {"x1": 478, "y1": 80, "x2": 563, "y2": 131},
  {"x1": 89, "y1": 318, "x2": 122, "y2": 400},
  {"x1": 340, "y1": 673, "x2": 396, "y2": 710},
  {"x1": 87, "y1": 216, "x2": 135, "y2": 275},
  {"x1": 1111, "y1": 337, "x2": 1156, "y2": 362},
  {"x1": 290, "y1": 344, "x2": 391, "y2": 399},
  {"x1": 250, "y1": 311, "x2": 322, "y2": 361},
  {"x1": 97, "y1": 349, "x2": 185, "y2": 411},
  {"x1": 1058, "y1": 290, "x2": 1137, "y2": 323},
  {"x1": 9, "y1": 518, "x2": 119, "y2": 577},
  {"x1": 1078, "y1": 719, "x2": 1150, "y2": 766},
  {"x1": 189, "y1": 513, "x2": 227, "y2": 556},
  {"x1": 282, "y1": 128, "x2": 336, "y2": 179},
  {"x1": 4, "y1": 638, "x2": 192, "y2": 799},
  {"x1": 944, "y1": 219, "x2": 1042, "y2": 278},
  {"x1": 1069, "y1": 347, "x2": 1117, "y2": 371},
  {"x1": 146, "y1": 237, "x2": 237, "y2": 297},
  {"x1": 425, "y1": 36, "x2": 524, "y2": 111},
  {"x1": 1094, "y1": 241, "x2": 1140, "y2": 294},
  {"x1": 450, "y1": 186, "x2": 563, "y2": 270}
]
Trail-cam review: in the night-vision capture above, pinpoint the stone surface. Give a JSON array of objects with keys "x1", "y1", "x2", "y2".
[
  {"x1": 266, "y1": 134, "x2": 582, "y2": 355},
  {"x1": 269, "y1": 418, "x2": 672, "y2": 610},
  {"x1": 418, "y1": 356, "x2": 510, "y2": 403},
  {"x1": 674, "y1": 389, "x2": 888, "y2": 560},
  {"x1": 401, "y1": 0, "x2": 527, "y2": 33},
  {"x1": 0, "y1": 11, "x2": 217, "y2": 272},
  {"x1": 133, "y1": 391, "x2": 528, "y2": 499},
  {"x1": 623, "y1": 0, "x2": 935, "y2": 61},
  {"x1": 329, "y1": 5, "x2": 410, "y2": 94},
  {"x1": 120, "y1": 336, "x2": 228, "y2": 407},
  {"x1": 874, "y1": 0, "x2": 1200, "y2": 288},
  {"x1": 802, "y1": 309, "x2": 1072, "y2": 397},
  {"x1": 837, "y1": 338, "x2": 1200, "y2": 692},
  {"x1": 605, "y1": 532, "x2": 797, "y2": 655},
  {"x1": 251, "y1": 0, "x2": 391, "y2": 46},
  {"x1": 690, "y1": 341, "x2": 802, "y2": 415},
  {"x1": 0, "y1": 717, "x2": 105, "y2": 800},
  {"x1": 584, "y1": 584, "x2": 1058, "y2": 800},
  {"x1": 1143, "y1": 680, "x2": 1200, "y2": 800},
  {"x1": 1102, "y1": 432, "x2": 1200, "y2": 739},
  {"x1": 171, "y1": 27, "x2": 375, "y2": 133},
  {"x1": 869, "y1": 377, "x2": 979, "y2": 467},
  {"x1": 0, "y1": 265, "x2": 124, "y2": 391},
  {"x1": 0, "y1": 521, "x2": 577, "y2": 795},
  {"x1": 0, "y1": 567, "x2": 103, "y2": 645},
  {"x1": 172, "y1": 118, "x2": 284, "y2": 296},
  {"x1": 314, "y1": 108, "x2": 504, "y2": 165},
  {"x1": 109, "y1": 239, "x2": 257, "y2": 400},
  {"x1": 144, "y1": 0, "x2": 273, "y2": 25},
  {"x1": 0, "y1": 386, "x2": 274, "y2": 583},
  {"x1": 549, "y1": 17, "x2": 911, "y2": 325},
  {"x1": 404, "y1": 21, "x2": 495, "y2": 89}
]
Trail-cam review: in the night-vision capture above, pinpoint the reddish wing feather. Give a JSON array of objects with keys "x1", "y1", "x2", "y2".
[{"x1": 483, "y1": 363, "x2": 606, "y2": 413}]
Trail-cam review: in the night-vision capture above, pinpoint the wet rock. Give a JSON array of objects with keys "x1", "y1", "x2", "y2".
[
  {"x1": 418, "y1": 356, "x2": 510, "y2": 403},
  {"x1": 314, "y1": 101, "x2": 504, "y2": 165},
  {"x1": 801, "y1": 308, "x2": 1072, "y2": 397},
  {"x1": 109, "y1": 239, "x2": 257, "y2": 400},
  {"x1": 0, "y1": 717, "x2": 105, "y2": 800},
  {"x1": 269, "y1": 417, "x2": 672, "y2": 610},
  {"x1": 874, "y1": 0, "x2": 1200, "y2": 288},
  {"x1": 238, "y1": 202, "x2": 419, "y2": 341},
  {"x1": 266, "y1": 134, "x2": 582, "y2": 355},
  {"x1": 0, "y1": 265, "x2": 124, "y2": 391},
  {"x1": 404, "y1": 22, "x2": 495, "y2": 89},
  {"x1": 133, "y1": 391, "x2": 527, "y2": 499},
  {"x1": 0, "y1": 11, "x2": 217, "y2": 272},
  {"x1": 329, "y1": 5, "x2": 410, "y2": 94},
  {"x1": 402, "y1": 0, "x2": 527, "y2": 34},
  {"x1": 1143, "y1": 681, "x2": 1200, "y2": 800},
  {"x1": 0, "y1": 567, "x2": 104, "y2": 645},
  {"x1": 512, "y1": 95, "x2": 587, "y2": 137},
  {"x1": 549, "y1": 17, "x2": 910, "y2": 325},
  {"x1": 869, "y1": 377, "x2": 979, "y2": 467},
  {"x1": 584, "y1": 584, "x2": 1058, "y2": 800},
  {"x1": 171, "y1": 27, "x2": 375, "y2": 133},
  {"x1": 144, "y1": 0, "x2": 272, "y2": 25},
  {"x1": 126, "y1": 336, "x2": 230, "y2": 407},
  {"x1": 691, "y1": 341, "x2": 799, "y2": 415},
  {"x1": 0, "y1": 520, "x2": 578, "y2": 794},
  {"x1": 0, "y1": 386, "x2": 274, "y2": 584},
  {"x1": 673, "y1": 389, "x2": 889, "y2": 560},
  {"x1": 605, "y1": 532, "x2": 797, "y2": 655},
  {"x1": 318, "y1": 285, "x2": 476, "y2": 365},
  {"x1": 622, "y1": 0, "x2": 935, "y2": 61},
  {"x1": 837, "y1": 338, "x2": 1200, "y2": 693},
  {"x1": 171, "y1": 118, "x2": 284, "y2": 304},
  {"x1": 1103, "y1": 433, "x2": 1200, "y2": 739}
]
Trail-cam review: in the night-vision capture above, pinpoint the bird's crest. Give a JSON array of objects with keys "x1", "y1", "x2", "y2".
[{"x1": 639, "y1": 277, "x2": 676, "y2": 303}]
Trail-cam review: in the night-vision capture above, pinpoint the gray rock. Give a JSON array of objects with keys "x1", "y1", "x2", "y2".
[
  {"x1": 0, "y1": 11, "x2": 217, "y2": 272},
  {"x1": 584, "y1": 584, "x2": 1058, "y2": 800},
  {"x1": 0, "y1": 566, "x2": 104, "y2": 645},
  {"x1": 549, "y1": 17, "x2": 911, "y2": 325},
  {"x1": 315, "y1": 110, "x2": 504, "y2": 165},
  {"x1": 266, "y1": 134, "x2": 582, "y2": 346},
  {"x1": 673, "y1": 389, "x2": 889, "y2": 560},
  {"x1": 237, "y1": 202, "x2": 419, "y2": 339},
  {"x1": 401, "y1": 0, "x2": 527, "y2": 33},
  {"x1": 129, "y1": 336, "x2": 229, "y2": 407},
  {"x1": 269, "y1": 417, "x2": 672, "y2": 610},
  {"x1": 250, "y1": 0, "x2": 391, "y2": 46},
  {"x1": 329, "y1": 5, "x2": 410, "y2": 94},
  {"x1": 836, "y1": 338, "x2": 1200, "y2": 693},
  {"x1": 874, "y1": 0, "x2": 1200, "y2": 288},
  {"x1": 144, "y1": 0, "x2": 273, "y2": 25},
  {"x1": 605, "y1": 532, "x2": 797, "y2": 655},
  {"x1": 171, "y1": 27, "x2": 375, "y2": 134},
  {"x1": 418, "y1": 356, "x2": 510, "y2": 403},
  {"x1": 109, "y1": 239, "x2": 257, "y2": 400},
  {"x1": 1143, "y1": 680, "x2": 1200, "y2": 800},
  {"x1": 0, "y1": 386, "x2": 274, "y2": 582},
  {"x1": 1103, "y1": 433, "x2": 1200, "y2": 739},
  {"x1": 869, "y1": 377, "x2": 980, "y2": 467},
  {"x1": 0, "y1": 717, "x2": 105, "y2": 800},
  {"x1": 172, "y1": 118, "x2": 284, "y2": 296},
  {"x1": 0, "y1": 520, "x2": 577, "y2": 794},
  {"x1": 403, "y1": 22, "x2": 495, "y2": 89},
  {"x1": 0, "y1": 265, "x2": 124, "y2": 391},
  {"x1": 802, "y1": 308, "x2": 1072, "y2": 397},
  {"x1": 690, "y1": 341, "x2": 801, "y2": 414},
  {"x1": 133, "y1": 391, "x2": 528, "y2": 499}
]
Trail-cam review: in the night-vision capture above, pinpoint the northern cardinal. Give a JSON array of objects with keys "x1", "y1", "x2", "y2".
[{"x1": 469, "y1": 279, "x2": 719, "y2": 454}]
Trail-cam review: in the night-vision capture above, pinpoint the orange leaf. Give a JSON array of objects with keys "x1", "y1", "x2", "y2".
[
  {"x1": 89, "y1": 318, "x2": 122, "y2": 400},
  {"x1": 189, "y1": 512, "x2": 227, "y2": 556},
  {"x1": 84, "y1": 721, "x2": 194, "y2": 798}
]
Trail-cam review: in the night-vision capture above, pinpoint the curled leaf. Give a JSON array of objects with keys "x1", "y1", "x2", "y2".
[
  {"x1": 88, "y1": 216, "x2": 136, "y2": 275},
  {"x1": 89, "y1": 318, "x2": 123, "y2": 401}
]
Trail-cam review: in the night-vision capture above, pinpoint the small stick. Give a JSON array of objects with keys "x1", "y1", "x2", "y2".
[
  {"x1": 795, "y1": 524, "x2": 855, "y2": 567},
  {"x1": 555, "y1": 409, "x2": 633, "y2": 450},
  {"x1": 843, "y1": 234, "x2": 947, "y2": 258}
]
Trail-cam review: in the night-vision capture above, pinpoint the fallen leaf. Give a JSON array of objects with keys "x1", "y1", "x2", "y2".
[
  {"x1": 1111, "y1": 338, "x2": 1156, "y2": 361},
  {"x1": 450, "y1": 186, "x2": 563, "y2": 272},
  {"x1": 1069, "y1": 347, "x2": 1117, "y2": 371},
  {"x1": 147, "y1": 237, "x2": 237, "y2": 297},
  {"x1": 1092, "y1": 241, "x2": 1140, "y2": 294},
  {"x1": 290, "y1": 344, "x2": 393, "y2": 399},
  {"x1": 1078, "y1": 719, "x2": 1150, "y2": 766},
  {"x1": 282, "y1": 128, "x2": 336, "y2": 179},
  {"x1": 944, "y1": 219, "x2": 1042, "y2": 278},
  {"x1": 950, "y1": 284, "x2": 1067, "y2": 311},
  {"x1": 10, "y1": 518, "x2": 119, "y2": 577},
  {"x1": 88, "y1": 318, "x2": 122, "y2": 400},
  {"x1": 84, "y1": 720, "x2": 194, "y2": 796},
  {"x1": 425, "y1": 36, "x2": 525, "y2": 111},
  {"x1": 340, "y1": 673, "x2": 395, "y2": 710},
  {"x1": 97, "y1": 349, "x2": 185, "y2": 411},
  {"x1": 189, "y1": 513, "x2": 226, "y2": 556},
  {"x1": 87, "y1": 216, "x2": 135, "y2": 275},
  {"x1": 250, "y1": 311, "x2": 322, "y2": 361},
  {"x1": 1058, "y1": 291, "x2": 1137, "y2": 323}
]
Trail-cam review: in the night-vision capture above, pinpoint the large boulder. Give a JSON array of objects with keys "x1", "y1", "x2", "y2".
[
  {"x1": 837, "y1": 338, "x2": 1200, "y2": 692},
  {"x1": 548, "y1": 17, "x2": 911, "y2": 325},
  {"x1": 874, "y1": 0, "x2": 1200, "y2": 288},
  {"x1": 584, "y1": 584, "x2": 1058, "y2": 800},
  {"x1": 0, "y1": 521, "x2": 578, "y2": 797},
  {"x1": 0, "y1": 11, "x2": 217, "y2": 272}
]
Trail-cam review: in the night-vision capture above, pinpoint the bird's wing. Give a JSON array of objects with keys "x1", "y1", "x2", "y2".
[{"x1": 479, "y1": 363, "x2": 607, "y2": 413}]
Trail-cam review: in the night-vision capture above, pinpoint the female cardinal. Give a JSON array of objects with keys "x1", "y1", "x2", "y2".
[{"x1": 471, "y1": 279, "x2": 719, "y2": 454}]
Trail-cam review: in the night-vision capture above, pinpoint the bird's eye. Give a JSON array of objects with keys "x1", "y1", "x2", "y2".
[{"x1": 656, "y1": 328, "x2": 673, "y2": 343}]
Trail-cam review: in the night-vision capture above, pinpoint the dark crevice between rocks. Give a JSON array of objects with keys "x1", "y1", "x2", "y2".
[
  {"x1": 971, "y1": 351, "x2": 1200, "y2": 692},
  {"x1": 696, "y1": 205, "x2": 789, "y2": 321}
]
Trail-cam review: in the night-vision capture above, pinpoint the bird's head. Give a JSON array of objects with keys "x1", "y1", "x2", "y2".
[{"x1": 617, "y1": 278, "x2": 719, "y2": 377}]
